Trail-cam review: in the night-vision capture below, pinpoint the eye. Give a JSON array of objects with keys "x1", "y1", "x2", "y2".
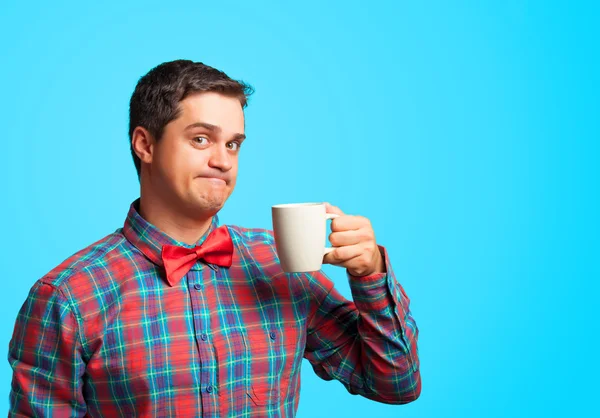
[
  {"x1": 193, "y1": 136, "x2": 209, "y2": 145},
  {"x1": 227, "y1": 141, "x2": 241, "y2": 151}
]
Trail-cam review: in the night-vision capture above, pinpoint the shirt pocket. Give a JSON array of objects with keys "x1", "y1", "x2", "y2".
[
  {"x1": 246, "y1": 322, "x2": 304, "y2": 406},
  {"x1": 213, "y1": 327, "x2": 249, "y2": 403}
]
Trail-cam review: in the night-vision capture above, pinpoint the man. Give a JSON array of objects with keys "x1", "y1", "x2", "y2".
[{"x1": 8, "y1": 59, "x2": 421, "y2": 417}]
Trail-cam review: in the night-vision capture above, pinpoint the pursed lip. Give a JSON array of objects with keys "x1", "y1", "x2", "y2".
[{"x1": 197, "y1": 176, "x2": 228, "y2": 184}]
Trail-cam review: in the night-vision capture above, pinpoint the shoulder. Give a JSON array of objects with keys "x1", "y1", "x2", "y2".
[
  {"x1": 226, "y1": 225, "x2": 275, "y2": 246},
  {"x1": 226, "y1": 225, "x2": 278, "y2": 258},
  {"x1": 225, "y1": 225, "x2": 282, "y2": 272},
  {"x1": 37, "y1": 229, "x2": 129, "y2": 291}
]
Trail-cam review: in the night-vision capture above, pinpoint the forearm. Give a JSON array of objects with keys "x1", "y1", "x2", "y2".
[
  {"x1": 349, "y1": 275, "x2": 420, "y2": 402},
  {"x1": 345, "y1": 245, "x2": 420, "y2": 403}
]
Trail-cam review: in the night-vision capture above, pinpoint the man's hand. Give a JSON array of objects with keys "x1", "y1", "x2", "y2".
[{"x1": 322, "y1": 203, "x2": 386, "y2": 277}]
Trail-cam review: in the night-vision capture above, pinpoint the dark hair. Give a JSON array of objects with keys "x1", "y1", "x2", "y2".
[{"x1": 128, "y1": 59, "x2": 254, "y2": 178}]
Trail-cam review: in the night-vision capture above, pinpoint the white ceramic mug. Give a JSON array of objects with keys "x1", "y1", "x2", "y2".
[{"x1": 271, "y1": 202, "x2": 339, "y2": 273}]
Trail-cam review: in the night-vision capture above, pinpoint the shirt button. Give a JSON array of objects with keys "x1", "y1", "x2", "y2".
[
  {"x1": 201, "y1": 334, "x2": 208, "y2": 341},
  {"x1": 206, "y1": 385, "x2": 213, "y2": 393},
  {"x1": 269, "y1": 332, "x2": 277, "y2": 340},
  {"x1": 193, "y1": 283, "x2": 202, "y2": 290}
]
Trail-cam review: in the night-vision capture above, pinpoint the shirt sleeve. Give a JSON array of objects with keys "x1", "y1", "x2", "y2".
[
  {"x1": 8, "y1": 280, "x2": 87, "y2": 417},
  {"x1": 303, "y1": 245, "x2": 421, "y2": 404}
]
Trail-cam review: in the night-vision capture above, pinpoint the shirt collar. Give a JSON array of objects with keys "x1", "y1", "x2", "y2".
[{"x1": 122, "y1": 198, "x2": 220, "y2": 271}]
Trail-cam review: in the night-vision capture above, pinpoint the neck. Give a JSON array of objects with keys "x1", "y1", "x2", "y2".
[{"x1": 138, "y1": 193, "x2": 214, "y2": 246}]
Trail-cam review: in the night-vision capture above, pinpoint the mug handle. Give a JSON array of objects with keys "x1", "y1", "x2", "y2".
[{"x1": 324, "y1": 213, "x2": 340, "y2": 255}]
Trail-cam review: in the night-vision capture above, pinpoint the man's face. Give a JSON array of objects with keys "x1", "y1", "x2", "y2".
[{"x1": 149, "y1": 92, "x2": 245, "y2": 217}]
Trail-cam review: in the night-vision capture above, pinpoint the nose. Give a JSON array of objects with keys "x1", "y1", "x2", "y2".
[{"x1": 208, "y1": 143, "x2": 233, "y2": 172}]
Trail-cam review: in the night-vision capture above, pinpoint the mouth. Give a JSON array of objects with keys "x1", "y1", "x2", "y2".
[{"x1": 197, "y1": 176, "x2": 227, "y2": 185}]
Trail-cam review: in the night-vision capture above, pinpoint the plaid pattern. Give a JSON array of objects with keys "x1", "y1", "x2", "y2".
[{"x1": 8, "y1": 198, "x2": 421, "y2": 417}]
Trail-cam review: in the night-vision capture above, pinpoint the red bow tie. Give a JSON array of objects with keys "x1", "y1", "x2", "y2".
[{"x1": 161, "y1": 225, "x2": 234, "y2": 286}]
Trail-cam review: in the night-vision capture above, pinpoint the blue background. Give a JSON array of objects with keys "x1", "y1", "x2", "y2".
[{"x1": 1, "y1": 0, "x2": 598, "y2": 416}]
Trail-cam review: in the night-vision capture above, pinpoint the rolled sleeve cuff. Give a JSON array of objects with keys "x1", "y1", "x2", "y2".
[
  {"x1": 346, "y1": 245, "x2": 398, "y2": 311},
  {"x1": 346, "y1": 246, "x2": 414, "y2": 349}
]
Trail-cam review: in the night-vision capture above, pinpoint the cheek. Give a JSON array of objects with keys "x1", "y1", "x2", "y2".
[
  {"x1": 229, "y1": 165, "x2": 239, "y2": 185},
  {"x1": 167, "y1": 150, "x2": 200, "y2": 179},
  {"x1": 157, "y1": 153, "x2": 181, "y2": 183},
  {"x1": 194, "y1": 153, "x2": 212, "y2": 170}
]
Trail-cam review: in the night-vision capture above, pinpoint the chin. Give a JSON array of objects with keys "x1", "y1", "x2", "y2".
[{"x1": 194, "y1": 197, "x2": 226, "y2": 213}]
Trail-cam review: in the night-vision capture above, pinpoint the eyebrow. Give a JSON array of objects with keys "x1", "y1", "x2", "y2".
[{"x1": 184, "y1": 122, "x2": 246, "y2": 141}]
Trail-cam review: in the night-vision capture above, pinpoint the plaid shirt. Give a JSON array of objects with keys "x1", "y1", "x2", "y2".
[{"x1": 8, "y1": 199, "x2": 421, "y2": 417}]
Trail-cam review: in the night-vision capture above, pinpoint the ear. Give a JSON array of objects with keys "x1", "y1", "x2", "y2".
[{"x1": 131, "y1": 126, "x2": 155, "y2": 164}]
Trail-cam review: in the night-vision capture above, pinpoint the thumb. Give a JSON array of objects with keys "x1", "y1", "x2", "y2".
[{"x1": 324, "y1": 202, "x2": 345, "y2": 216}]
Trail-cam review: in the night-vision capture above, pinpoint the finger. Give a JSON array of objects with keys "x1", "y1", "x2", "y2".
[
  {"x1": 323, "y1": 243, "x2": 363, "y2": 265},
  {"x1": 324, "y1": 202, "x2": 345, "y2": 216},
  {"x1": 329, "y1": 229, "x2": 370, "y2": 247},
  {"x1": 330, "y1": 215, "x2": 368, "y2": 232},
  {"x1": 331, "y1": 253, "x2": 364, "y2": 271}
]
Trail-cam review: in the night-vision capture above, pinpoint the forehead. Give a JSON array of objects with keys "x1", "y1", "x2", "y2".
[{"x1": 176, "y1": 92, "x2": 245, "y2": 133}]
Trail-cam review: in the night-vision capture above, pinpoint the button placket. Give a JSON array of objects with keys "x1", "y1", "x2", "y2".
[{"x1": 187, "y1": 271, "x2": 216, "y2": 408}]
